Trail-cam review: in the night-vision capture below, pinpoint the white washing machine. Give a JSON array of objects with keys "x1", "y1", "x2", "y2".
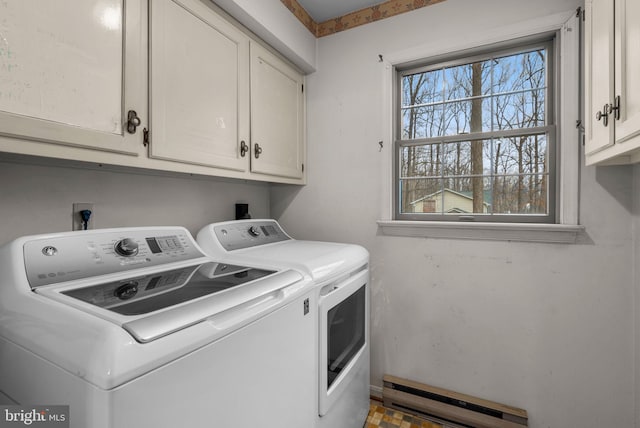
[
  {"x1": 197, "y1": 219, "x2": 370, "y2": 428},
  {"x1": 0, "y1": 227, "x2": 316, "y2": 428}
]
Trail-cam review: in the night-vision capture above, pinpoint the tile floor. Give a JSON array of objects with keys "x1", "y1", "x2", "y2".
[{"x1": 366, "y1": 403, "x2": 443, "y2": 428}]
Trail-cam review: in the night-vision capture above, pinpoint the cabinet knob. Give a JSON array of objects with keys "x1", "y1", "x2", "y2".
[
  {"x1": 596, "y1": 104, "x2": 609, "y2": 127},
  {"x1": 254, "y1": 143, "x2": 263, "y2": 159},
  {"x1": 127, "y1": 110, "x2": 142, "y2": 134},
  {"x1": 240, "y1": 140, "x2": 248, "y2": 157},
  {"x1": 607, "y1": 95, "x2": 621, "y2": 121}
]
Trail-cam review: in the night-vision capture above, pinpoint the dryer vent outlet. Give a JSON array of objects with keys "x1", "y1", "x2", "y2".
[{"x1": 72, "y1": 203, "x2": 95, "y2": 231}]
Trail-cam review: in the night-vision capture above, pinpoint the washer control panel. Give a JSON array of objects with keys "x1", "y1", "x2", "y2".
[
  {"x1": 214, "y1": 220, "x2": 290, "y2": 251},
  {"x1": 24, "y1": 228, "x2": 204, "y2": 288}
]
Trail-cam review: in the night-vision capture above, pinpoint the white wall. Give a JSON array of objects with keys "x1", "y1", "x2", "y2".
[
  {"x1": 0, "y1": 158, "x2": 270, "y2": 245},
  {"x1": 271, "y1": 0, "x2": 638, "y2": 426},
  {"x1": 211, "y1": 0, "x2": 317, "y2": 72},
  {"x1": 634, "y1": 164, "x2": 640, "y2": 427}
]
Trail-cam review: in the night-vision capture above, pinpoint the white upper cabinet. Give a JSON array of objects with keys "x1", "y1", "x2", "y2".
[
  {"x1": 0, "y1": 0, "x2": 306, "y2": 184},
  {"x1": 250, "y1": 42, "x2": 305, "y2": 179},
  {"x1": 149, "y1": 0, "x2": 250, "y2": 172},
  {"x1": 613, "y1": 0, "x2": 640, "y2": 145},
  {"x1": 584, "y1": 0, "x2": 614, "y2": 156},
  {"x1": 585, "y1": 0, "x2": 640, "y2": 165},
  {"x1": 0, "y1": 0, "x2": 144, "y2": 155}
]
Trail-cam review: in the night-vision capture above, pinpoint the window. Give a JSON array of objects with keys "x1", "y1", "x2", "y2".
[{"x1": 395, "y1": 37, "x2": 556, "y2": 223}]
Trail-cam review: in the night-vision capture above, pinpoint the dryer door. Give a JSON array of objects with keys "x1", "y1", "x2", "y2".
[{"x1": 318, "y1": 268, "x2": 369, "y2": 416}]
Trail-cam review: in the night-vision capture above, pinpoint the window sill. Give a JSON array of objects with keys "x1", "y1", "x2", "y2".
[{"x1": 377, "y1": 220, "x2": 584, "y2": 244}]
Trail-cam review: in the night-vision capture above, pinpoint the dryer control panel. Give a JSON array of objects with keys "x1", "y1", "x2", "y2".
[
  {"x1": 213, "y1": 220, "x2": 291, "y2": 251},
  {"x1": 23, "y1": 227, "x2": 204, "y2": 288}
]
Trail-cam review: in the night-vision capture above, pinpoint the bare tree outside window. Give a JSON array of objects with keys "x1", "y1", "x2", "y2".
[{"x1": 396, "y1": 39, "x2": 555, "y2": 222}]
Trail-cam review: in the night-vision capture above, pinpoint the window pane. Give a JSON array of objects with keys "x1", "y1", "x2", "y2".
[
  {"x1": 399, "y1": 134, "x2": 550, "y2": 216},
  {"x1": 492, "y1": 50, "x2": 546, "y2": 94},
  {"x1": 400, "y1": 178, "x2": 443, "y2": 213},
  {"x1": 443, "y1": 61, "x2": 491, "y2": 100},
  {"x1": 402, "y1": 106, "x2": 443, "y2": 139},
  {"x1": 442, "y1": 98, "x2": 492, "y2": 135},
  {"x1": 402, "y1": 70, "x2": 443, "y2": 107},
  {"x1": 439, "y1": 176, "x2": 492, "y2": 214},
  {"x1": 493, "y1": 89, "x2": 545, "y2": 130},
  {"x1": 400, "y1": 140, "x2": 494, "y2": 214},
  {"x1": 492, "y1": 139, "x2": 519, "y2": 174},
  {"x1": 401, "y1": 47, "x2": 548, "y2": 139},
  {"x1": 493, "y1": 135, "x2": 547, "y2": 175},
  {"x1": 443, "y1": 171, "x2": 492, "y2": 215},
  {"x1": 401, "y1": 175, "x2": 492, "y2": 215},
  {"x1": 400, "y1": 143, "x2": 443, "y2": 177},
  {"x1": 440, "y1": 140, "x2": 491, "y2": 182},
  {"x1": 491, "y1": 174, "x2": 548, "y2": 214},
  {"x1": 441, "y1": 141, "x2": 471, "y2": 179}
]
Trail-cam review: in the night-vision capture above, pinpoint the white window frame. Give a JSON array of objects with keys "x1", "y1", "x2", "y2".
[
  {"x1": 395, "y1": 38, "x2": 557, "y2": 223},
  {"x1": 377, "y1": 11, "x2": 584, "y2": 243}
]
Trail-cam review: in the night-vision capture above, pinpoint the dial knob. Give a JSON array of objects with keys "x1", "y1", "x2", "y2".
[
  {"x1": 248, "y1": 226, "x2": 261, "y2": 237},
  {"x1": 114, "y1": 238, "x2": 139, "y2": 257},
  {"x1": 114, "y1": 282, "x2": 138, "y2": 300}
]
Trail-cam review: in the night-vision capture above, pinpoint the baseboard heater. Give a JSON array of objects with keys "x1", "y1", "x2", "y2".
[{"x1": 382, "y1": 375, "x2": 528, "y2": 428}]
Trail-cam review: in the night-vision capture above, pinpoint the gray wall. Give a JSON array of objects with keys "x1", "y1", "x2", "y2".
[
  {"x1": 272, "y1": 0, "x2": 638, "y2": 426},
  {"x1": 0, "y1": 158, "x2": 270, "y2": 244}
]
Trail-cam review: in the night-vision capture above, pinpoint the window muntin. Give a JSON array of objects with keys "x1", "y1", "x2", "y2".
[{"x1": 395, "y1": 39, "x2": 556, "y2": 222}]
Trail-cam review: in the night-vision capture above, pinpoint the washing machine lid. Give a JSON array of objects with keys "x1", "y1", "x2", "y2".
[
  {"x1": 60, "y1": 262, "x2": 273, "y2": 316},
  {"x1": 36, "y1": 262, "x2": 301, "y2": 343},
  {"x1": 235, "y1": 240, "x2": 367, "y2": 283},
  {"x1": 197, "y1": 220, "x2": 369, "y2": 283}
]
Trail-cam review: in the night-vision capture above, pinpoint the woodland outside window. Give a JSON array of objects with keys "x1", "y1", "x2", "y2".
[{"x1": 394, "y1": 37, "x2": 556, "y2": 223}]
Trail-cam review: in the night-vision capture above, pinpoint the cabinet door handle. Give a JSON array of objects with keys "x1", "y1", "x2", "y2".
[
  {"x1": 127, "y1": 110, "x2": 142, "y2": 134},
  {"x1": 596, "y1": 104, "x2": 609, "y2": 127},
  {"x1": 254, "y1": 143, "x2": 263, "y2": 159},
  {"x1": 240, "y1": 140, "x2": 248, "y2": 157},
  {"x1": 607, "y1": 96, "x2": 621, "y2": 121}
]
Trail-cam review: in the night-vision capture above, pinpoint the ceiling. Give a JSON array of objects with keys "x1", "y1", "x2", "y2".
[{"x1": 295, "y1": 0, "x2": 384, "y2": 22}]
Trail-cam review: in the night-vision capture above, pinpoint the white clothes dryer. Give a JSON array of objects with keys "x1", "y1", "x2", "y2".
[
  {"x1": 197, "y1": 219, "x2": 370, "y2": 428},
  {"x1": 0, "y1": 227, "x2": 316, "y2": 428}
]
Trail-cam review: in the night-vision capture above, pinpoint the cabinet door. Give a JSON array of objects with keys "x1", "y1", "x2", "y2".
[
  {"x1": 149, "y1": 0, "x2": 249, "y2": 171},
  {"x1": 0, "y1": 0, "x2": 143, "y2": 155},
  {"x1": 585, "y1": 0, "x2": 616, "y2": 155},
  {"x1": 250, "y1": 43, "x2": 305, "y2": 180},
  {"x1": 614, "y1": 0, "x2": 640, "y2": 144}
]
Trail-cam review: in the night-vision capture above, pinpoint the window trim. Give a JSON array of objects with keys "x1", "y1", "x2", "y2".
[
  {"x1": 394, "y1": 37, "x2": 557, "y2": 223},
  {"x1": 377, "y1": 10, "x2": 582, "y2": 243},
  {"x1": 376, "y1": 220, "x2": 583, "y2": 244}
]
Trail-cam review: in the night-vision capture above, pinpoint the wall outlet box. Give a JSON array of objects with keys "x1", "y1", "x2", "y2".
[{"x1": 72, "y1": 203, "x2": 95, "y2": 231}]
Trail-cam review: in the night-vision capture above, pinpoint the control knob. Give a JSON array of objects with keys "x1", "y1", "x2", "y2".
[
  {"x1": 248, "y1": 226, "x2": 261, "y2": 237},
  {"x1": 114, "y1": 281, "x2": 138, "y2": 300},
  {"x1": 114, "y1": 238, "x2": 139, "y2": 257}
]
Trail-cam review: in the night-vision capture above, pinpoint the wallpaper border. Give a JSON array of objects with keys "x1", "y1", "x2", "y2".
[{"x1": 281, "y1": 0, "x2": 446, "y2": 37}]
